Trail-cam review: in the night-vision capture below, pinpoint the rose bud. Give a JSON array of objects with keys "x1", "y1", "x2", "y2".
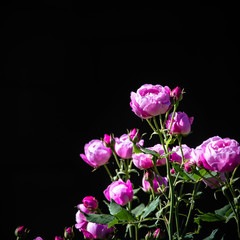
[
  {"x1": 130, "y1": 84, "x2": 171, "y2": 119},
  {"x1": 55, "y1": 237, "x2": 64, "y2": 240},
  {"x1": 153, "y1": 228, "x2": 164, "y2": 239},
  {"x1": 170, "y1": 86, "x2": 182, "y2": 100},
  {"x1": 64, "y1": 227, "x2": 75, "y2": 239},
  {"x1": 15, "y1": 226, "x2": 29, "y2": 238},
  {"x1": 82, "y1": 196, "x2": 98, "y2": 211}
]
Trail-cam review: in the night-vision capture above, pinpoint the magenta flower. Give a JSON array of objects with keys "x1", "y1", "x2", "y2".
[
  {"x1": 80, "y1": 139, "x2": 112, "y2": 168},
  {"x1": 115, "y1": 129, "x2": 144, "y2": 159},
  {"x1": 130, "y1": 84, "x2": 171, "y2": 119},
  {"x1": 142, "y1": 172, "x2": 168, "y2": 194},
  {"x1": 166, "y1": 112, "x2": 194, "y2": 135},
  {"x1": 82, "y1": 196, "x2": 98, "y2": 211},
  {"x1": 75, "y1": 210, "x2": 88, "y2": 231},
  {"x1": 201, "y1": 136, "x2": 240, "y2": 172},
  {"x1": 82, "y1": 222, "x2": 114, "y2": 239},
  {"x1": 132, "y1": 144, "x2": 166, "y2": 169},
  {"x1": 171, "y1": 144, "x2": 194, "y2": 164},
  {"x1": 104, "y1": 179, "x2": 134, "y2": 206}
]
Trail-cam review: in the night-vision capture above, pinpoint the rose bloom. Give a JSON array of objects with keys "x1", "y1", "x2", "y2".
[
  {"x1": 166, "y1": 112, "x2": 194, "y2": 135},
  {"x1": 171, "y1": 144, "x2": 194, "y2": 164},
  {"x1": 82, "y1": 222, "x2": 114, "y2": 239},
  {"x1": 115, "y1": 129, "x2": 144, "y2": 159},
  {"x1": 130, "y1": 84, "x2": 171, "y2": 119},
  {"x1": 80, "y1": 139, "x2": 112, "y2": 168},
  {"x1": 133, "y1": 144, "x2": 167, "y2": 169},
  {"x1": 200, "y1": 136, "x2": 240, "y2": 172},
  {"x1": 142, "y1": 172, "x2": 168, "y2": 194},
  {"x1": 104, "y1": 179, "x2": 133, "y2": 206}
]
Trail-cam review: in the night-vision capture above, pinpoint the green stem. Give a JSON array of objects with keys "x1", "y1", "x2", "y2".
[
  {"x1": 182, "y1": 182, "x2": 199, "y2": 237},
  {"x1": 135, "y1": 224, "x2": 138, "y2": 240},
  {"x1": 152, "y1": 116, "x2": 174, "y2": 240},
  {"x1": 123, "y1": 160, "x2": 130, "y2": 180},
  {"x1": 111, "y1": 148, "x2": 121, "y2": 169},
  {"x1": 224, "y1": 173, "x2": 240, "y2": 239},
  {"x1": 168, "y1": 104, "x2": 177, "y2": 133},
  {"x1": 103, "y1": 164, "x2": 113, "y2": 181}
]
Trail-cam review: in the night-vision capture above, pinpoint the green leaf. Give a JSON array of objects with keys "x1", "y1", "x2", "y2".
[
  {"x1": 108, "y1": 200, "x2": 135, "y2": 222},
  {"x1": 107, "y1": 218, "x2": 119, "y2": 228},
  {"x1": 131, "y1": 203, "x2": 145, "y2": 217},
  {"x1": 132, "y1": 143, "x2": 143, "y2": 154},
  {"x1": 195, "y1": 212, "x2": 225, "y2": 222},
  {"x1": 160, "y1": 151, "x2": 175, "y2": 159},
  {"x1": 203, "y1": 229, "x2": 219, "y2": 240},
  {"x1": 214, "y1": 204, "x2": 231, "y2": 217},
  {"x1": 183, "y1": 234, "x2": 194, "y2": 239},
  {"x1": 84, "y1": 212, "x2": 116, "y2": 225},
  {"x1": 140, "y1": 146, "x2": 160, "y2": 157},
  {"x1": 142, "y1": 196, "x2": 160, "y2": 219}
]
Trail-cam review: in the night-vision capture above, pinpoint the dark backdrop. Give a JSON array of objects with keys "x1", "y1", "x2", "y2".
[{"x1": 1, "y1": 3, "x2": 239, "y2": 239}]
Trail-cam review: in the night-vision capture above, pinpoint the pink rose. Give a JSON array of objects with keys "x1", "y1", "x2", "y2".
[
  {"x1": 130, "y1": 84, "x2": 171, "y2": 119},
  {"x1": 201, "y1": 136, "x2": 240, "y2": 172},
  {"x1": 115, "y1": 129, "x2": 144, "y2": 159},
  {"x1": 80, "y1": 139, "x2": 112, "y2": 168},
  {"x1": 83, "y1": 222, "x2": 114, "y2": 239},
  {"x1": 83, "y1": 196, "x2": 98, "y2": 211},
  {"x1": 142, "y1": 172, "x2": 168, "y2": 194},
  {"x1": 75, "y1": 210, "x2": 88, "y2": 231},
  {"x1": 104, "y1": 179, "x2": 133, "y2": 206},
  {"x1": 171, "y1": 144, "x2": 194, "y2": 164},
  {"x1": 166, "y1": 112, "x2": 194, "y2": 135},
  {"x1": 132, "y1": 144, "x2": 167, "y2": 169}
]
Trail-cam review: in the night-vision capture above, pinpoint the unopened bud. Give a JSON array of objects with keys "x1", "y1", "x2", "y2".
[
  {"x1": 153, "y1": 228, "x2": 164, "y2": 239},
  {"x1": 103, "y1": 134, "x2": 115, "y2": 147},
  {"x1": 170, "y1": 86, "x2": 182, "y2": 100},
  {"x1": 184, "y1": 163, "x2": 192, "y2": 173},
  {"x1": 145, "y1": 170, "x2": 154, "y2": 182},
  {"x1": 170, "y1": 168, "x2": 175, "y2": 175},
  {"x1": 83, "y1": 196, "x2": 98, "y2": 211},
  {"x1": 15, "y1": 226, "x2": 29, "y2": 238},
  {"x1": 129, "y1": 128, "x2": 140, "y2": 143},
  {"x1": 145, "y1": 231, "x2": 153, "y2": 240},
  {"x1": 55, "y1": 237, "x2": 64, "y2": 240},
  {"x1": 64, "y1": 227, "x2": 75, "y2": 239}
]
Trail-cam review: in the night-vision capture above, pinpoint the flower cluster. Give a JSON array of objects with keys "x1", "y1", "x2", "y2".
[{"x1": 15, "y1": 84, "x2": 240, "y2": 240}]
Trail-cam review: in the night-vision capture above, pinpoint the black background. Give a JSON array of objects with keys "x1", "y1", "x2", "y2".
[{"x1": 1, "y1": 2, "x2": 240, "y2": 239}]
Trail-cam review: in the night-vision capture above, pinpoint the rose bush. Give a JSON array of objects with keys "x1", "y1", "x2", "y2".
[{"x1": 15, "y1": 84, "x2": 240, "y2": 240}]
